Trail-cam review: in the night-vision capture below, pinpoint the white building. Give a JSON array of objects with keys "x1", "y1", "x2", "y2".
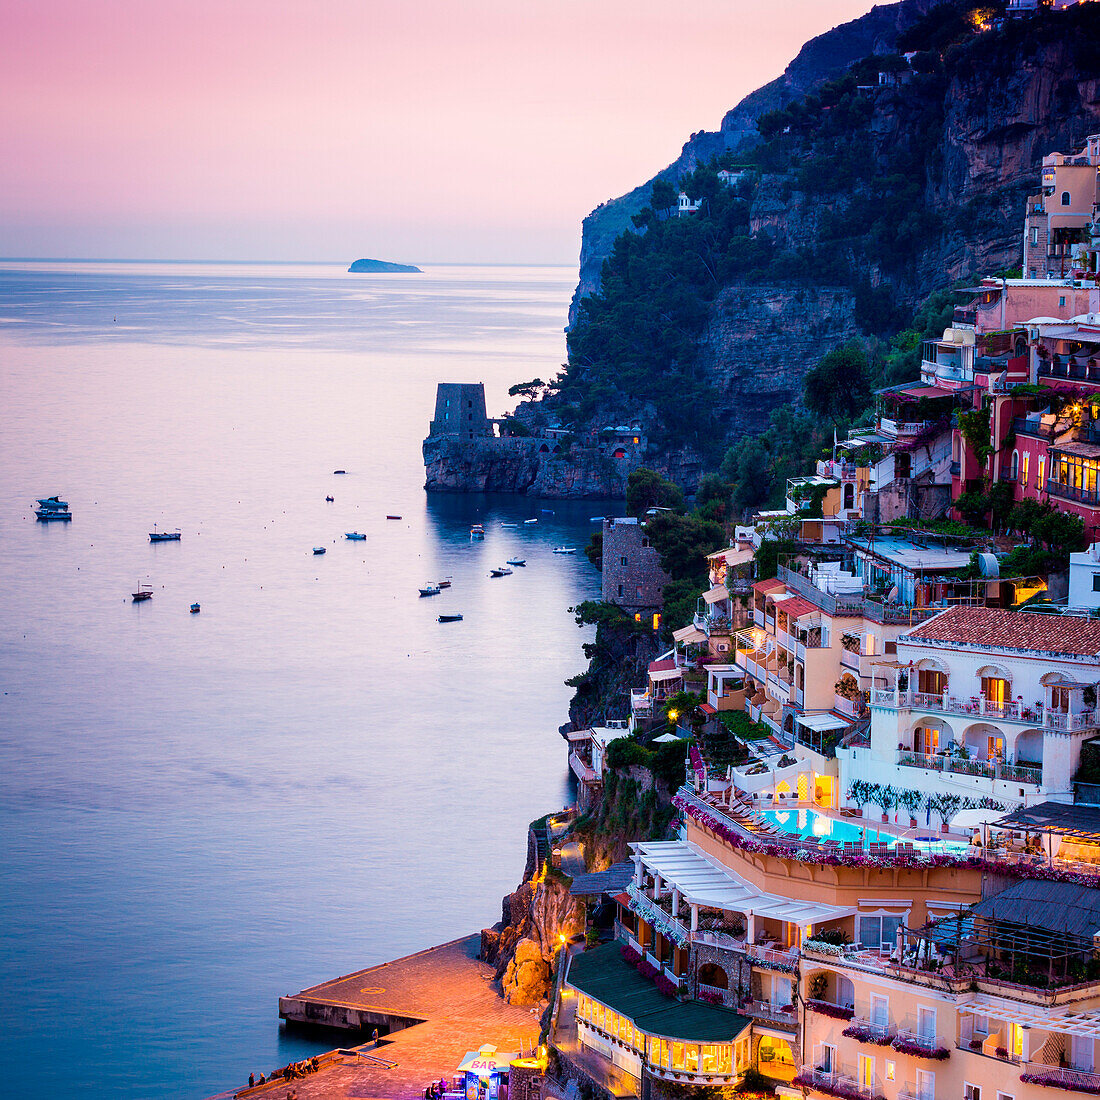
[
  {"x1": 838, "y1": 606, "x2": 1100, "y2": 812},
  {"x1": 677, "y1": 192, "x2": 701, "y2": 216},
  {"x1": 1070, "y1": 542, "x2": 1100, "y2": 610}
]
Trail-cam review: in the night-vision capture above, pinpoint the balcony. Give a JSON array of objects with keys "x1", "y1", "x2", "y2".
[
  {"x1": 896, "y1": 748, "x2": 1041, "y2": 786},
  {"x1": 569, "y1": 751, "x2": 597, "y2": 784},
  {"x1": 624, "y1": 883, "x2": 691, "y2": 948},
  {"x1": 742, "y1": 999, "x2": 797, "y2": 1029},
  {"x1": 846, "y1": 1016, "x2": 894, "y2": 1043},
  {"x1": 834, "y1": 694, "x2": 864, "y2": 720},
  {"x1": 795, "y1": 1067, "x2": 870, "y2": 1100},
  {"x1": 880, "y1": 417, "x2": 934, "y2": 438},
  {"x1": 1047, "y1": 477, "x2": 1100, "y2": 507},
  {"x1": 874, "y1": 688, "x2": 1096, "y2": 733},
  {"x1": 892, "y1": 1030, "x2": 949, "y2": 1059},
  {"x1": 1022, "y1": 1063, "x2": 1100, "y2": 1091},
  {"x1": 745, "y1": 943, "x2": 800, "y2": 973},
  {"x1": 630, "y1": 689, "x2": 652, "y2": 715},
  {"x1": 691, "y1": 928, "x2": 745, "y2": 952}
]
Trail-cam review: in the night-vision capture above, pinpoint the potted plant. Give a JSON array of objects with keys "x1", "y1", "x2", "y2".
[{"x1": 898, "y1": 787, "x2": 923, "y2": 828}]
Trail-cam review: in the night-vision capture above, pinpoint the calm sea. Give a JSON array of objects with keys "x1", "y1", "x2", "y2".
[{"x1": 0, "y1": 262, "x2": 608, "y2": 1099}]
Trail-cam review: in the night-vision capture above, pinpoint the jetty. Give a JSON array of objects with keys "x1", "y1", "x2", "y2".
[{"x1": 231, "y1": 935, "x2": 539, "y2": 1099}]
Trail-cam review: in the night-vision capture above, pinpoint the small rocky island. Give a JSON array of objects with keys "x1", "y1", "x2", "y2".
[{"x1": 347, "y1": 257, "x2": 422, "y2": 273}]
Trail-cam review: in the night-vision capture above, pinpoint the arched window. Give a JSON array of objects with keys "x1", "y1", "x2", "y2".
[
  {"x1": 1062, "y1": 191, "x2": 1072, "y2": 206},
  {"x1": 1010, "y1": 450, "x2": 1019, "y2": 481},
  {"x1": 843, "y1": 483, "x2": 855, "y2": 509},
  {"x1": 698, "y1": 962, "x2": 728, "y2": 990}
]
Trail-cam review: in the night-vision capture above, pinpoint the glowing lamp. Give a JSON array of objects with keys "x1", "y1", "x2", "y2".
[{"x1": 668, "y1": 710, "x2": 679, "y2": 722}]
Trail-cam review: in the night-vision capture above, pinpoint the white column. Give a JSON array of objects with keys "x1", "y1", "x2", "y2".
[
  {"x1": 1020, "y1": 1026, "x2": 1030, "y2": 1063},
  {"x1": 672, "y1": 887, "x2": 680, "y2": 915},
  {"x1": 633, "y1": 855, "x2": 643, "y2": 888},
  {"x1": 653, "y1": 873, "x2": 662, "y2": 899},
  {"x1": 691, "y1": 905, "x2": 699, "y2": 932},
  {"x1": 747, "y1": 913, "x2": 756, "y2": 943}
]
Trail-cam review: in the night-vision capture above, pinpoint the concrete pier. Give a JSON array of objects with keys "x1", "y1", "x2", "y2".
[{"x1": 229, "y1": 935, "x2": 541, "y2": 1100}]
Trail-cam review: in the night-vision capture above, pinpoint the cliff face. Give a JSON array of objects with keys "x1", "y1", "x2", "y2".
[
  {"x1": 564, "y1": 4, "x2": 1100, "y2": 466},
  {"x1": 569, "y1": 0, "x2": 942, "y2": 325}
]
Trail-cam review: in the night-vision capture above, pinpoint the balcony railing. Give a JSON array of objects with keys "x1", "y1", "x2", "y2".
[
  {"x1": 744, "y1": 943, "x2": 799, "y2": 973},
  {"x1": 1047, "y1": 477, "x2": 1100, "y2": 506},
  {"x1": 625, "y1": 882, "x2": 690, "y2": 948},
  {"x1": 1023, "y1": 1063, "x2": 1100, "y2": 1091},
  {"x1": 894, "y1": 1030, "x2": 948, "y2": 1056},
  {"x1": 743, "y1": 999, "x2": 797, "y2": 1027},
  {"x1": 874, "y1": 688, "x2": 1096, "y2": 733},
  {"x1": 896, "y1": 748, "x2": 1041, "y2": 786},
  {"x1": 848, "y1": 1016, "x2": 894, "y2": 1043},
  {"x1": 691, "y1": 928, "x2": 745, "y2": 952}
]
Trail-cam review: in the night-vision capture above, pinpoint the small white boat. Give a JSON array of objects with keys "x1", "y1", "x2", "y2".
[
  {"x1": 489, "y1": 566, "x2": 513, "y2": 578},
  {"x1": 132, "y1": 582, "x2": 154, "y2": 602},
  {"x1": 419, "y1": 584, "x2": 441, "y2": 597},
  {"x1": 470, "y1": 524, "x2": 485, "y2": 539},
  {"x1": 438, "y1": 578, "x2": 452, "y2": 588},
  {"x1": 36, "y1": 496, "x2": 69, "y2": 511},
  {"x1": 524, "y1": 518, "x2": 538, "y2": 525},
  {"x1": 552, "y1": 547, "x2": 576, "y2": 554},
  {"x1": 500, "y1": 522, "x2": 518, "y2": 529},
  {"x1": 345, "y1": 532, "x2": 366, "y2": 540},
  {"x1": 506, "y1": 558, "x2": 526, "y2": 567},
  {"x1": 313, "y1": 547, "x2": 326, "y2": 555}
]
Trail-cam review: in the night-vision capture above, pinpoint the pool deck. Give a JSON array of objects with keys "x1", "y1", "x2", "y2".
[{"x1": 758, "y1": 803, "x2": 972, "y2": 847}]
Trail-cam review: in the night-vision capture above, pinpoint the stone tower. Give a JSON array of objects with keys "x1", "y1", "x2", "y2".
[{"x1": 428, "y1": 383, "x2": 493, "y2": 441}]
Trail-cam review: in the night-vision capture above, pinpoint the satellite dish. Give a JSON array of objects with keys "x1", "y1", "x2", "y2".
[{"x1": 886, "y1": 585, "x2": 899, "y2": 603}]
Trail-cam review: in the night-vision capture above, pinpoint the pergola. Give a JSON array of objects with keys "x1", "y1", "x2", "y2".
[{"x1": 630, "y1": 840, "x2": 855, "y2": 938}]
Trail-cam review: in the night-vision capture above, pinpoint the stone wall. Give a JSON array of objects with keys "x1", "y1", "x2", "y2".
[{"x1": 601, "y1": 518, "x2": 670, "y2": 612}]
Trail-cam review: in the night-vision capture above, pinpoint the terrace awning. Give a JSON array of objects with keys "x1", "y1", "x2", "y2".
[
  {"x1": 703, "y1": 584, "x2": 729, "y2": 604},
  {"x1": 673, "y1": 625, "x2": 707, "y2": 644},
  {"x1": 796, "y1": 713, "x2": 849, "y2": 733},
  {"x1": 631, "y1": 840, "x2": 857, "y2": 925},
  {"x1": 649, "y1": 667, "x2": 683, "y2": 683},
  {"x1": 994, "y1": 801, "x2": 1100, "y2": 840},
  {"x1": 958, "y1": 997, "x2": 1100, "y2": 1039}
]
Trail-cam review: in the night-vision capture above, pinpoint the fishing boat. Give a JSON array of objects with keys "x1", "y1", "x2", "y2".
[
  {"x1": 470, "y1": 524, "x2": 485, "y2": 540},
  {"x1": 190, "y1": 603, "x2": 201, "y2": 614},
  {"x1": 438, "y1": 578, "x2": 452, "y2": 588},
  {"x1": 419, "y1": 584, "x2": 441, "y2": 597},
  {"x1": 552, "y1": 547, "x2": 577, "y2": 554},
  {"x1": 35, "y1": 508, "x2": 72, "y2": 521},
  {"x1": 313, "y1": 547, "x2": 326, "y2": 555},
  {"x1": 506, "y1": 558, "x2": 526, "y2": 567},
  {"x1": 438, "y1": 613, "x2": 463, "y2": 623},
  {"x1": 500, "y1": 522, "x2": 518, "y2": 529},
  {"x1": 386, "y1": 514, "x2": 401, "y2": 520},
  {"x1": 36, "y1": 496, "x2": 69, "y2": 511},
  {"x1": 149, "y1": 528, "x2": 182, "y2": 542},
  {"x1": 132, "y1": 583, "x2": 154, "y2": 602},
  {"x1": 345, "y1": 532, "x2": 366, "y2": 540},
  {"x1": 524, "y1": 518, "x2": 538, "y2": 525},
  {"x1": 489, "y1": 566, "x2": 513, "y2": 578}
]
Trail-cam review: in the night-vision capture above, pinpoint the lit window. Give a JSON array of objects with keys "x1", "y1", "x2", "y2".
[{"x1": 885, "y1": 1061, "x2": 895, "y2": 1082}]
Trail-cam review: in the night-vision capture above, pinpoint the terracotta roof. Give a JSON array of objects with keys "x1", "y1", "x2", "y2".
[
  {"x1": 752, "y1": 578, "x2": 785, "y2": 595},
  {"x1": 649, "y1": 658, "x2": 677, "y2": 674},
  {"x1": 904, "y1": 606, "x2": 1100, "y2": 657},
  {"x1": 774, "y1": 596, "x2": 817, "y2": 619},
  {"x1": 699, "y1": 703, "x2": 717, "y2": 715}
]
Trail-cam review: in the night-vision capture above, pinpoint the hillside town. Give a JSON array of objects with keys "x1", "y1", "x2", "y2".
[{"x1": 542, "y1": 133, "x2": 1100, "y2": 1100}]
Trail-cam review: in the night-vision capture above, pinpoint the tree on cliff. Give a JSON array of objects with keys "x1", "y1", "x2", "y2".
[
  {"x1": 508, "y1": 378, "x2": 547, "y2": 400},
  {"x1": 626, "y1": 468, "x2": 685, "y2": 517},
  {"x1": 803, "y1": 340, "x2": 873, "y2": 421}
]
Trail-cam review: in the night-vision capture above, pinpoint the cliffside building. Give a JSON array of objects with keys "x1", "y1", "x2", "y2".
[
  {"x1": 602, "y1": 517, "x2": 671, "y2": 613},
  {"x1": 1023, "y1": 133, "x2": 1100, "y2": 279},
  {"x1": 428, "y1": 382, "x2": 493, "y2": 441}
]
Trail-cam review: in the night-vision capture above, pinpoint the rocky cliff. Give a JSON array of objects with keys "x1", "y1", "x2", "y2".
[
  {"x1": 569, "y1": 0, "x2": 943, "y2": 324},
  {"x1": 561, "y1": 2, "x2": 1100, "y2": 471}
]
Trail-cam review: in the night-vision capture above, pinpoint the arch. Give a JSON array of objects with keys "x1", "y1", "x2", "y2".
[
  {"x1": 1010, "y1": 450, "x2": 1019, "y2": 480},
  {"x1": 915, "y1": 657, "x2": 949, "y2": 673},
  {"x1": 1013, "y1": 727, "x2": 1044, "y2": 767},
  {"x1": 843, "y1": 483, "x2": 855, "y2": 510},
  {"x1": 697, "y1": 962, "x2": 728, "y2": 990},
  {"x1": 612, "y1": 448, "x2": 627, "y2": 459},
  {"x1": 963, "y1": 722, "x2": 1005, "y2": 761},
  {"x1": 1062, "y1": 190, "x2": 1072, "y2": 206},
  {"x1": 906, "y1": 716, "x2": 955, "y2": 755},
  {"x1": 775, "y1": 779, "x2": 792, "y2": 797},
  {"x1": 1041, "y1": 670, "x2": 1074, "y2": 685},
  {"x1": 977, "y1": 664, "x2": 1011, "y2": 681},
  {"x1": 538, "y1": 443, "x2": 550, "y2": 453},
  {"x1": 783, "y1": 713, "x2": 795, "y2": 735}
]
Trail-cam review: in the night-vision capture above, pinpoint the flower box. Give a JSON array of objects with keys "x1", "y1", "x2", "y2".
[
  {"x1": 806, "y1": 1000, "x2": 854, "y2": 1021},
  {"x1": 890, "y1": 1036, "x2": 950, "y2": 1060}
]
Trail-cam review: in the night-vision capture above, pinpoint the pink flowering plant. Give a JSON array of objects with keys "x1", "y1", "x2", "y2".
[
  {"x1": 806, "y1": 999, "x2": 854, "y2": 1021},
  {"x1": 842, "y1": 1024, "x2": 894, "y2": 1046}
]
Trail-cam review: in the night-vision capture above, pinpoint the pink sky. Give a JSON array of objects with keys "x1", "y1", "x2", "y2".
[{"x1": 1, "y1": 0, "x2": 877, "y2": 262}]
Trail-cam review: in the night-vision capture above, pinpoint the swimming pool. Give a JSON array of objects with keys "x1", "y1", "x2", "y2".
[{"x1": 758, "y1": 807, "x2": 969, "y2": 853}]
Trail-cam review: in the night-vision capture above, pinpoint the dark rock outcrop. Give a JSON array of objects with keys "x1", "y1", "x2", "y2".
[{"x1": 348, "y1": 258, "x2": 421, "y2": 273}]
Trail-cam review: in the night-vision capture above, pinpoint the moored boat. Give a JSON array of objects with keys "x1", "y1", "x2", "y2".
[
  {"x1": 345, "y1": 532, "x2": 366, "y2": 540},
  {"x1": 419, "y1": 584, "x2": 441, "y2": 597},
  {"x1": 489, "y1": 566, "x2": 513, "y2": 578},
  {"x1": 500, "y1": 522, "x2": 518, "y2": 529},
  {"x1": 386, "y1": 514, "x2": 401, "y2": 520},
  {"x1": 552, "y1": 546, "x2": 576, "y2": 554},
  {"x1": 313, "y1": 547, "x2": 326, "y2": 554},
  {"x1": 149, "y1": 528, "x2": 182, "y2": 542},
  {"x1": 36, "y1": 496, "x2": 69, "y2": 511},
  {"x1": 190, "y1": 603, "x2": 201, "y2": 613},
  {"x1": 470, "y1": 524, "x2": 485, "y2": 539},
  {"x1": 438, "y1": 613, "x2": 463, "y2": 623},
  {"x1": 132, "y1": 583, "x2": 154, "y2": 602},
  {"x1": 35, "y1": 508, "x2": 72, "y2": 521},
  {"x1": 524, "y1": 518, "x2": 538, "y2": 525},
  {"x1": 438, "y1": 578, "x2": 452, "y2": 588},
  {"x1": 325, "y1": 495, "x2": 334, "y2": 502},
  {"x1": 506, "y1": 558, "x2": 526, "y2": 567}
]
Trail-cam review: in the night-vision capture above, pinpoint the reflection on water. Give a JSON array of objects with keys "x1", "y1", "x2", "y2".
[{"x1": 0, "y1": 262, "x2": 616, "y2": 1099}]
